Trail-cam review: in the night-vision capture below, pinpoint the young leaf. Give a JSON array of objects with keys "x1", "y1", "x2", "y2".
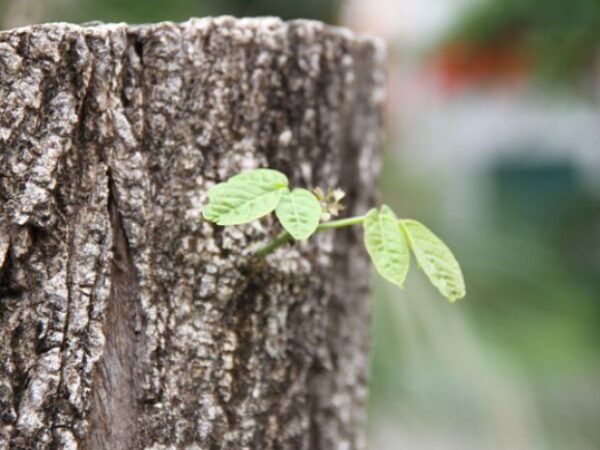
[
  {"x1": 363, "y1": 205, "x2": 410, "y2": 288},
  {"x1": 275, "y1": 188, "x2": 322, "y2": 240},
  {"x1": 399, "y1": 219, "x2": 465, "y2": 302},
  {"x1": 203, "y1": 169, "x2": 288, "y2": 225},
  {"x1": 228, "y1": 168, "x2": 288, "y2": 186}
]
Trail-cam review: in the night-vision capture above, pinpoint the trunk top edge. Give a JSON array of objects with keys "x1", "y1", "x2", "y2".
[{"x1": 0, "y1": 16, "x2": 386, "y2": 51}]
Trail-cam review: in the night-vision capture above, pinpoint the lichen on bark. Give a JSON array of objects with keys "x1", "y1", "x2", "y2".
[{"x1": 0, "y1": 17, "x2": 385, "y2": 450}]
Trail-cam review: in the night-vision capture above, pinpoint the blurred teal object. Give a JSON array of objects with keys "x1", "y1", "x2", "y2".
[
  {"x1": 491, "y1": 160, "x2": 580, "y2": 232},
  {"x1": 491, "y1": 159, "x2": 600, "y2": 287}
]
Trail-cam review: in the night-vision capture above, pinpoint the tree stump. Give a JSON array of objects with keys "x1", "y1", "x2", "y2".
[{"x1": 0, "y1": 17, "x2": 385, "y2": 450}]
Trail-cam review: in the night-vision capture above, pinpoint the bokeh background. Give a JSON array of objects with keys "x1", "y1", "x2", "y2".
[{"x1": 3, "y1": 1, "x2": 599, "y2": 449}]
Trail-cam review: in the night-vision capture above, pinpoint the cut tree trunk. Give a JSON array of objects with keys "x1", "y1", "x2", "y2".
[{"x1": 0, "y1": 17, "x2": 385, "y2": 450}]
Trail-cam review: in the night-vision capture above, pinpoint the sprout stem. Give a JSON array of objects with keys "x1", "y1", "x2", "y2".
[
  {"x1": 254, "y1": 215, "x2": 366, "y2": 257},
  {"x1": 316, "y1": 215, "x2": 366, "y2": 231}
]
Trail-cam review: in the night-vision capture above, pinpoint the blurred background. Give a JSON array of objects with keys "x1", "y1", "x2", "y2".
[{"x1": 3, "y1": 1, "x2": 599, "y2": 448}]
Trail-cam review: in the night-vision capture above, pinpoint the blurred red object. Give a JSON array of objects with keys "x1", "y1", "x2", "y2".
[{"x1": 433, "y1": 40, "x2": 530, "y2": 93}]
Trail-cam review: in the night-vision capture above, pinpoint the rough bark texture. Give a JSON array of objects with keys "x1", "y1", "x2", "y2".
[{"x1": 0, "y1": 17, "x2": 385, "y2": 450}]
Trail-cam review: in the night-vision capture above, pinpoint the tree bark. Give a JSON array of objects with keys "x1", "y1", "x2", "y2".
[{"x1": 0, "y1": 17, "x2": 385, "y2": 450}]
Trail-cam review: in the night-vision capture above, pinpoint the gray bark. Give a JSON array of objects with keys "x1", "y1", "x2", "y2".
[{"x1": 0, "y1": 17, "x2": 385, "y2": 450}]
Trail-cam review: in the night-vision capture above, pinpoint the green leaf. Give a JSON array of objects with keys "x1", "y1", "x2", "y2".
[
  {"x1": 202, "y1": 169, "x2": 288, "y2": 225},
  {"x1": 275, "y1": 188, "x2": 322, "y2": 240},
  {"x1": 399, "y1": 219, "x2": 465, "y2": 302},
  {"x1": 363, "y1": 205, "x2": 410, "y2": 288}
]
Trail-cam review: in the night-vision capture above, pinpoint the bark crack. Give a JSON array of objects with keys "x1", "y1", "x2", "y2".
[{"x1": 86, "y1": 175, "x2": 140, "y2": 450}]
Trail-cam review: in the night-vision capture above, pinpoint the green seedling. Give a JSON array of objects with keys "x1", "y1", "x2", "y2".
[{"x1": 203, "y1": 168, "x2": 465, "y2": 302}]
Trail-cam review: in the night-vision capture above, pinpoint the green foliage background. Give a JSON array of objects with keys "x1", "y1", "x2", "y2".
[
  {"x1": 0, "y1": 0, "x2": 340, "y2": 25},
  {"x1": 443, "y1": 0, "x2": 600, "y2": 80}
]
